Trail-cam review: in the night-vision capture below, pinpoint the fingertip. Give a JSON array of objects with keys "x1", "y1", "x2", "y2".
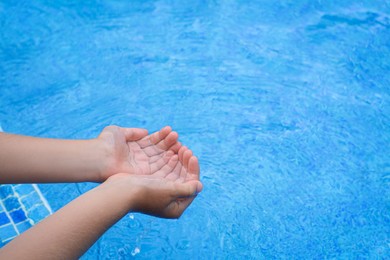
[
  {"x1": 162, "y1": 126, "x2": 172, "y2": 133},
  {"x1": 187, "y1": 181, "x2": 202, "y2": 196},
  {"x1": 139, "y1": 128, "x2": 149, "y2": 136},
  {"x1": 196, "y1": 181, "x2": 203, "y2": 194},
  {"x1": 166, "y1": 131, "x2": 178, "y2": 142},
  {"x1": 149, "y1": 126, "x2": 171, "y2": 144}
]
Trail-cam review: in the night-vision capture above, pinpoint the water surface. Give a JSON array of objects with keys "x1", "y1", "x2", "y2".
[{"x1": 1, "y1": 0, "x2": 389, "y2": 258}]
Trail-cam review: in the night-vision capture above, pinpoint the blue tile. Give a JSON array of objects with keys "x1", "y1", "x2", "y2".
[
  {"x1": 16, "y1": 221, "x2": 32, "y2": 233},
  {"x1": 3, "y1": 197, "x2": 21, "y2": 211},
  {"x1": 27, "y1": 205, "x2": 50, "y2": 223},
  {"x1": 0, "y1": 185, "x2": 14, "y2": 199},
  {"x1": 13, "y1": 185, "x2": 35, "y2": 197},
  {"x1": 0, "y1": 224, "x2": 17, "y2": 241},
  {"x1": 20, "y1": 192, "x2": 41, "y2": 210},
  {"x1": 0, "y1": 212, "x2": 10, "y2": 226},
  {"x1": 0, "y1": 205, "x2": 4, "y2": 213},
  {"x1": 9, "y1": 209, "x2": 27, "y2": 224},
  {"x1": 0, "y1": 238, "x2": 11, "y2": 247}
]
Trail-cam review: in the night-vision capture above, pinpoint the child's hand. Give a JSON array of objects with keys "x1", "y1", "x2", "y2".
[
  {"x1": 97, "y1": 125, "x2": 182, "y2": 181},
  {"x1": 105, "y1": 146, "x2": 202, "y2": 218}
]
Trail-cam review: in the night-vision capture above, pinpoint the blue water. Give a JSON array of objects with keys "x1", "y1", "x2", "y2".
[{"x1": 1, "y1": 0, "x2": 390, "y2": 258}]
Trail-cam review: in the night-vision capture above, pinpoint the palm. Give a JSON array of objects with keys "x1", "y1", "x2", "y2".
[
  {"x1": 126, "y1": 136, "x2": 177, "y2": 175},
  {"x1": 99, "y1": 126, "x2": 182, "y2": 179}
]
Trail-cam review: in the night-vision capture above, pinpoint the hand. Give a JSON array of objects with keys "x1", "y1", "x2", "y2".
[
  {"x1": 97, "y1": 125, "x2": 182, "y2": 181},
  {"x1": 105, "y1": 146, "x2": 203, "y2": 219}
]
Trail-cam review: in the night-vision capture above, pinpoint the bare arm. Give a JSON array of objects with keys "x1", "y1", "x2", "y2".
[
  {"x1": 0, "y1": 147, "x2": 202, "y2": 259},
  {"x1": 0, "y1": 132, "x2": 108, "y2": 183},
  {"x1": 0, "y1": 126, "x2": 181, "y2": 184}
]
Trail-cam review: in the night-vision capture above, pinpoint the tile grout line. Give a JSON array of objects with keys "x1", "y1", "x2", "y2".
[
  {"x1": 32, "y1": 184, "x2": 53, "y2": 214},
  {"x1": 0, "y1": 198, "x2": 20, "y2": 237}
]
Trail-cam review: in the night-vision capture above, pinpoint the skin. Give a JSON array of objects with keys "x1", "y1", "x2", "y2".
[
  {"x1": 0, "y1": 125, "x2": 181, "y2": 183},
  {"x1": 0, "y1": 145, "x2": 202, "y2": 259}
]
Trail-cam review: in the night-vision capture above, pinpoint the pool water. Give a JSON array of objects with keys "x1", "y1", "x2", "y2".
[{"x1": 1, "y1": 0, "x2": 389, "y2": 259}]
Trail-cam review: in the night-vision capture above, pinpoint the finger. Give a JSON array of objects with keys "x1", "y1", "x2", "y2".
[
  {"x1": 141, "y1": 131, "x2": 179, "y2": 156},
  {"x1": 178, "y1": 146, "x2": 187, "y2": 162},
  {"x1": 137, "y1": 126, "x2": 171, "y2": 148},
  {"x1": 150, "y1": 151, "x2": 174, "y2": 173},
  {"x1": 155, "y1": 131, "x2": 178, "y2": 151},
  {"x1": 187, "y1": 156, "x2": 200, "y2": 180},
  {"x1": 183, "y1": 150, "x2": 192, "y2": 169},
  {"x1": 122, "y1": 128, "x2": 148, "y2": 141},
  {"x1": 174, "y1": 181, "x2": 202, "y2": 198},
  {"x1": 166, "y1": 158, "x2": 183, "y2": 181},
  {"x1": 150, "y1": 126, "x2": 172, "y2": 144},
  {"x1": 153, "y1": 155, "x2": 178, "y2": 177},
  {"x1": 178, "y1": 162, "x2": 187, "y2": 182},
  {"x1": 169, "y1": 142, "x2": 181, "y2": 153}
]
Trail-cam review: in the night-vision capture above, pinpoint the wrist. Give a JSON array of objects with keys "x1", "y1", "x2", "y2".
[
  {"x1": 85, "y1": 138, "x2": 112, "y2": 182},
  {"x1": 102, "y1": 174, "x2": 140, "y2": 212}
]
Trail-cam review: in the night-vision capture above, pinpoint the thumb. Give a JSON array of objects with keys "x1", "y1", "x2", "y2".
[
  {"x1": 174, "y1": 181, "x2": 203, "y2": 198},
  {"x1": 121, "y1": 128, "x2": 148, "y2": 141}
]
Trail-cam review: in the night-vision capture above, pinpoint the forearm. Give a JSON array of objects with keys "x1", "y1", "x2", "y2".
[
  {"x1": 0, "y1": 132, "x2": 108, "y2": 183},
  {"x1": 0, "y1": 181, "x2": 133, "y2": 260}
]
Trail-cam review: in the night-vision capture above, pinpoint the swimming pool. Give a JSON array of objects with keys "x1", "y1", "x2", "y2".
[{"x1": 1, "y1": 0, "x2": 389, "y2": 258}]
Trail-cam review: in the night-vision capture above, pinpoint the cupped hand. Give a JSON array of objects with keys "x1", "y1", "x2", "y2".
[
  {"x1": 97, "y1": 125, "x2": 182, "y2": 181},
  {"x1": 106, "y1": 146, "x2": 203, "y2": 219}
]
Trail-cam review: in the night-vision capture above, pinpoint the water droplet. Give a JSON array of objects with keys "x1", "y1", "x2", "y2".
[{"x1": 131, "y1": 247, "x2": 140, "y2": 256}]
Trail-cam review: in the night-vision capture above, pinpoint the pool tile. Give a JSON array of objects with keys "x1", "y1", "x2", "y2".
[
  {"x1": 27, "y1": 205, "x2": 50, "y2": 223},
  {"x1": 0, "y1": 183, "x2": 51, "y2": 246},
  {"x1": 16, "y1": 221, "x2": 32, "y2": 233},
  {"x1": 10, "y1": 209, "x2": 27, "y2": 224},
  {"x1": 0, "y1": 185, "x2": 14, "y2": 199},
  {"x1": 0, "y1": 224, "x2": 17, "y2": 240},
  {"x1": 13, "y1": 185, "x2": 35, "y2": 197},
  {"x1": 0, "y1": 212, "x2": 10, "y2": 226},
  {"x1": 3, "y1": 197, "x2": 21, "y2": 211},
  {"x1": 20, "y1": 192, "x2": 41, "y2": 210}
]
